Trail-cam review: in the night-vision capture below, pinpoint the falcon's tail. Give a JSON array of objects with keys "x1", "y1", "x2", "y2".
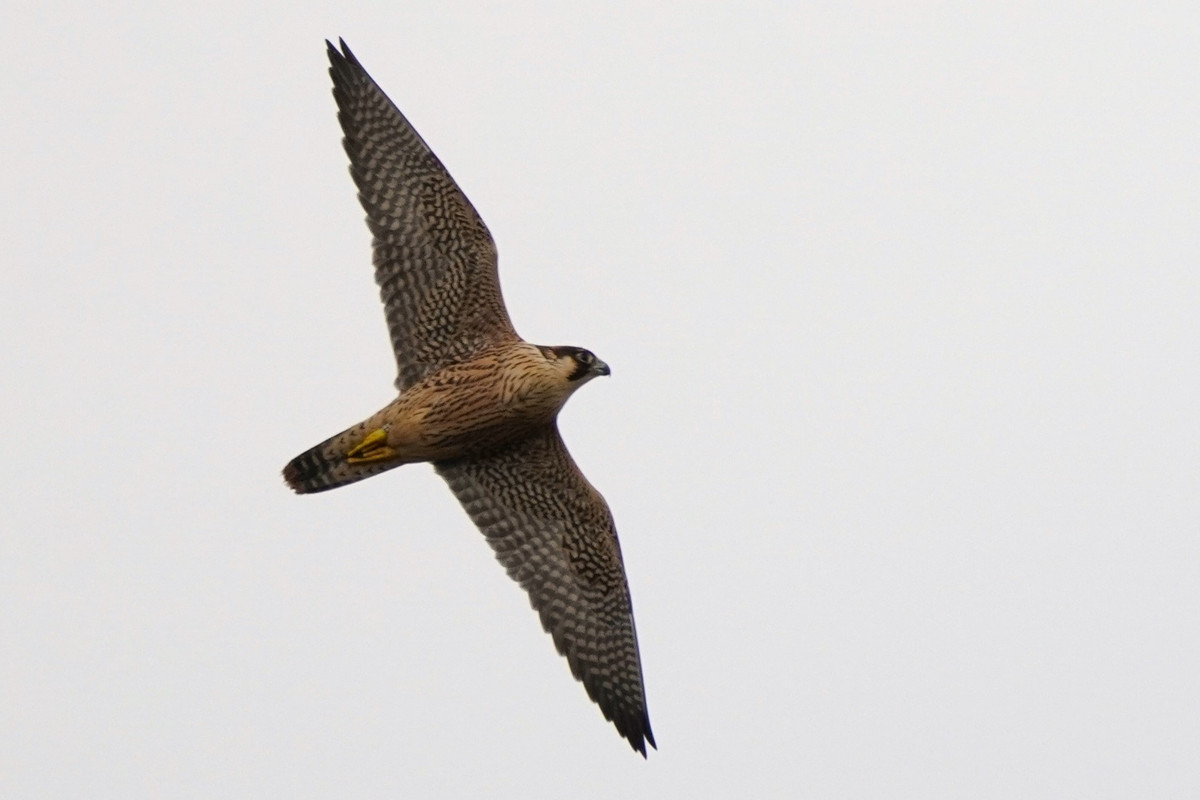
[{"x1": 283, "y1": 425, "x2": 403, "y2": 494}]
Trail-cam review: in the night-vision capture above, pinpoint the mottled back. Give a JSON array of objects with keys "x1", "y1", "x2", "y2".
[{"x1": 327, "y1": 40, "x2": 520, "y2": 391}]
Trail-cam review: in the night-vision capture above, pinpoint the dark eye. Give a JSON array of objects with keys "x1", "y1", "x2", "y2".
[{"x1": 577, "y1": 351, "x2": 594, "y2": 364}]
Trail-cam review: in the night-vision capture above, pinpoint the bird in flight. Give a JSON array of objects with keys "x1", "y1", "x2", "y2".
[{"x1": 283, "y1": 39, "x2": 655, "y2": 755}]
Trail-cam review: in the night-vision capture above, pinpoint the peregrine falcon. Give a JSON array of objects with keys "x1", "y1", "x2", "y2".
[{"x1": 283, "y1": 39, "x2": 655, "y2": 755}]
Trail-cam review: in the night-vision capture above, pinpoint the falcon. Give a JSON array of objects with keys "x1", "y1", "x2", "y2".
[{"x1": 283, "y1": 39, "x2": 655, "y2": 755}]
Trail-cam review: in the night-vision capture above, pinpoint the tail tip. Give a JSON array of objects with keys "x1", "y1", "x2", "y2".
[{"x1": 282, "y1": 453, "x2": 323, "y2": 494}]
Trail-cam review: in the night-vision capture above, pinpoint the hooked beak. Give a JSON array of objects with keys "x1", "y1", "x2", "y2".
[{"x1": 593, "y1": 359, "x2": 611, "y2": 377}]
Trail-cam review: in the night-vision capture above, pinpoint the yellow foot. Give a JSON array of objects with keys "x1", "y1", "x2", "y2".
[{"x1": 346, "y1": 428, "x2": 398, "y2": 464}]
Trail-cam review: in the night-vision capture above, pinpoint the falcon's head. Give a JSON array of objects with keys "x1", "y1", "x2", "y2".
[{"x1": 545, "y1": 346, "x2": 611, "y2": 383}]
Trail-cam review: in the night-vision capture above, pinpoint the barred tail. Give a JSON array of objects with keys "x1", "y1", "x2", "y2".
[{"x1": 282, "y1": 424, "x2": 401, "y2": 494}]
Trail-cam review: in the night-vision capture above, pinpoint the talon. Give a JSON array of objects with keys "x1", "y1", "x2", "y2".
[{"x1": 346, "y1": 428, "x2": 397, "y2": 463}]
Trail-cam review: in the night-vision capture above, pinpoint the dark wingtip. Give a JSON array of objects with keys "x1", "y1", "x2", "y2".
[
  {"x1": 326, "y1": 39, "x2": 343, "y2": 77},
  {"x1": 623, "y1": 714, "x2": 656, "y2": 757},
  {"x1": 326, "y1": 38, "x2": 360, "y2": 68},
  {"x1": 326, "y1": 37, "x2": 371, "y2": 98},
  {"x1": 633, "y1": 724, "x2": 652, "y2": 758}
]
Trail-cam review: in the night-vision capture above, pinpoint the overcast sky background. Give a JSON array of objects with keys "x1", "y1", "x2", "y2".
[{"x1": 3, "y1": 2, "x2": 1199, "y2": 797}]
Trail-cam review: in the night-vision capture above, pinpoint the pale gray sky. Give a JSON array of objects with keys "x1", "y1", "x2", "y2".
[{"x1": 3, "y1": 2, "x2": 1199, "y2": 797}]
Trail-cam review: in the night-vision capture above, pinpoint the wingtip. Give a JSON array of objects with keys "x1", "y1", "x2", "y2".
[
  {"x1": 624, "y1": 715, "x2": 656, "y2": 757},
  {"x1": 326, "y1": 37, "x2": 369, "y2": 92},
  {"x1": 326, "y1": 37, "x2": 360, "y2": 66},
  {"x1": 629, "y1": 736, "x2": 654, "y2": 759},
  {"x1": 326, "y1": 38, "x2": 344, "y2": 64},
  {"x1": 325, "y1": 38, "x2": 343, "y2": 73}
]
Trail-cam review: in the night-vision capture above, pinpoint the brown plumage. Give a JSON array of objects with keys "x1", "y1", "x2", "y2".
[{"x1": 283, "y1": 39, "x2": 655, "y2": 755}]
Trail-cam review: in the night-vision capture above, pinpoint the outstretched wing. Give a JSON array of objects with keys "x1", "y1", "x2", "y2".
[
  {"x1": 435, "y1": 426, "x2": 655, "y2": 755},
  {"x1": 327, "y1": 40, "x2": 520, "y2": 391}
]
